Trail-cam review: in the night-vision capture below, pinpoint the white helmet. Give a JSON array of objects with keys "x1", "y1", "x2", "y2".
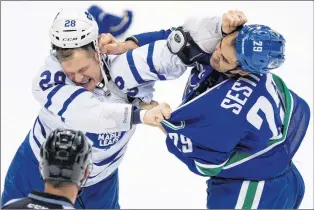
[
  {"x1": 50, "y1": 8, "x2": 99, "y2": 48},
  {"x1": 50, "y1": 8, "x2": 110, "y2": 93}
]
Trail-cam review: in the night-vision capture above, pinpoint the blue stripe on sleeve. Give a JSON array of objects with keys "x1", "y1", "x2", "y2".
[
  {"x1": 126, "y1": 50, "x2": 146, "y2": 84},
  {"x1": 58, "y1": 88, "x2": 87, "y2": 122},
  {"x1": 37, "y1": 117, "x2": 46, "y2": 138},
  {"x1": 32, "y1": 117, "x2": 42, "y2": 148},
  {"x1": 44, "y1": 84, "x2": 65, "y2": 109},
  {"x1": 133, "y1": 29, "x2": 172, "y2": 46},
  {"x1": 147, "y1": 42, "x2": 166, "y2": 80}
]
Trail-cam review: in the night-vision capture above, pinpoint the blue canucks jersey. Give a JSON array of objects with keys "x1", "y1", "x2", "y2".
[
  {"x1": 128, "y1": 22, "x2": 310, "y2": 181},
  {"x1": 161, "y1": 71, "x2": 310, "y2": 180}
]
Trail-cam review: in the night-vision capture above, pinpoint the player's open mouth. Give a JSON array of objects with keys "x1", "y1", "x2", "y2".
[{"x1": 80, "y1": 79, "x2": 91, "y2": 85}]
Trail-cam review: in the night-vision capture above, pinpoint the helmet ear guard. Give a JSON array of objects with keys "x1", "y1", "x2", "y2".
[{"x1": 235, "y1": 24, "x2": 286, "y2": 74}]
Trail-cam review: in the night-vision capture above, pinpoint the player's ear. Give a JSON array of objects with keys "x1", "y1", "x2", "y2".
[{"x1": 94, "y1": 51, "x2": 100, "y2": 62}]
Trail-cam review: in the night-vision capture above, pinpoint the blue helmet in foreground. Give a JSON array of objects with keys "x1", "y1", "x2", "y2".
[{"x1": 235, "y1": 24, "x2": 286, "y2": 74}]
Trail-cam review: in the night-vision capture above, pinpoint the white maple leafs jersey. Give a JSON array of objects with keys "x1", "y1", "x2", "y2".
[
  {"x1": 107, "y1": 40, "x2": 187, "y2": 102},
  {"x1": 30, "y1": 40, "x2": 186, "y2": 186}
]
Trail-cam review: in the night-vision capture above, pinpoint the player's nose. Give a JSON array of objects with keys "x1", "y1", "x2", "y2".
[{"x1": 212, "y1": 54, "x2": 220, "y2": 66}]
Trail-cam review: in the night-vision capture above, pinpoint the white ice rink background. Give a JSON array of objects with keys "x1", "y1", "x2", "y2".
[{"x1": 1, "y1": 1, "x2": 313, "y2": 209}]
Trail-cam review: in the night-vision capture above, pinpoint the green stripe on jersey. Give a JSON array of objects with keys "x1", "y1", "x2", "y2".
[
  {"x1": 222, "y1": 74, "x2": 293, "y2": 169},
  {"x1": 161, "y1": 120, "x2": 185, "y2": 130},
  {"x1": 242, "y1": 181, "x2": 259, "y2": 209},
  {"x1": 196, "y1": 166, "x2": 222, "y2": 176}
]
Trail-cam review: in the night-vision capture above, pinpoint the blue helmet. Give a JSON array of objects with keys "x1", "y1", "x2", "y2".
[{"x1": 235, "y1": 24, "x2": 286, "y2": 74}]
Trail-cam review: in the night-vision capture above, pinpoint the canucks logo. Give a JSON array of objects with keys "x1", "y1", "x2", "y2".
[{"x1": 85, "y1": 131, "x2": 126, "y2": 150}]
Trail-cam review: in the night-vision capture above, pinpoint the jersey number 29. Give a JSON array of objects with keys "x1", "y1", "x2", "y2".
[{"x1": 168, "y1": 133, "x2": 193, "y2": 153}]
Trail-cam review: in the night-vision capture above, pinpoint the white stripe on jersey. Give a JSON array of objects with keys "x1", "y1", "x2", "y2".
[
  {"x1": 3, "y1": 198, "x2": 24, "y2": 208},
  {"x1": 251, "y1": 181, "x2": 265, "y2": 209},
  {"x1": 235, "y1": 181, "x2": 250, "y2": 209},
  {"x1": 62, "y1": 205, "x2": 75, "y2": 209}
]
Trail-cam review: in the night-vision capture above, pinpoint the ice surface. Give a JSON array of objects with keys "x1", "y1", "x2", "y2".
[{"x1": 1, "y1": 1, "x2": 313, "y2": 208}]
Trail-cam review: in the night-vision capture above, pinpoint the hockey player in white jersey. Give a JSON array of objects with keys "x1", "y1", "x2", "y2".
[{"x1": 0, "y1": 8, "x2": 188, "y2": 209}]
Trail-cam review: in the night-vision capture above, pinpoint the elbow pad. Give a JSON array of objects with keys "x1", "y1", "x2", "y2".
[
  {"x1": 167, "y1": 16, "x2": 223, "y2": 65},
  {"x1": 167, "y1": 27, "x2": 211, "y2": 65}
]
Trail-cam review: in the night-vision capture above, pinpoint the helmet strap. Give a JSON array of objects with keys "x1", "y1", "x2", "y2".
[
  {"x1": 223, "y1": 62, "x2": 244, "y2": 76},
  {"x1": 93, "y1": 39, "x2": 111, "y2": 97},
  {"x1": 224, "y1": 67, "x2": 238, "y2": 75}
]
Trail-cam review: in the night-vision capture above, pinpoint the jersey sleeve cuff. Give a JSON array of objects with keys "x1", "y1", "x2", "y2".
[
  {"x1": 125, "y1": 36, "x2": 139, "y2": 46},
  {"x1": 132, "y1": 107, "x2": 147, "y2": 124}
]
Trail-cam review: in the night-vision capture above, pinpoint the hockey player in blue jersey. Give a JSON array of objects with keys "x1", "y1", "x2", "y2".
[
  {"x1": 97, "y1": 10, "x2": 310, "y2": 209},
  {"x1": 163, "y1": 26, "x2": 310, "y2": 208}
]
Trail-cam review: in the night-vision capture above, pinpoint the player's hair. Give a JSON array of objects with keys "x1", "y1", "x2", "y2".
[
  {"x1": 52, "y1": 41, "x2": 96, "y2": 62},
  {"x1": 40, "y1": 128, "x2": 92, "y2": 190},
  {"x1": 45, "y1": 179, "x2": 74, "y2": 188}
]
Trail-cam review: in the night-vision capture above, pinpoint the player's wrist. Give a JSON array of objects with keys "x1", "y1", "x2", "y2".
[
  {"x1": 221, "y1": 26, "x2": 228, "y2": 37},
  {"x1": 118, "y1": 39, "x2": 139, "y2": 53},
  {"x1": 139, "y1": 110, "x2": 147, "y2": 123}
]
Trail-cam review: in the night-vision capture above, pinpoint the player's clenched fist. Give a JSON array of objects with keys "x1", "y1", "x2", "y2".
[
  {"x1": 98, "y1": 33, "x2": 138, "y2": 55},
  {"x1": 98, "y1": 33, "x2": 123, "y2": 54},
  {"x1": 143, "y1": 102, "x2": 172, "y2": 125},
  {"x1": 222, "y1": 10, "x2": 248, "y2": 34}
]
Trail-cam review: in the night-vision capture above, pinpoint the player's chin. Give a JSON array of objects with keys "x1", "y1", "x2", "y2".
[{"x1": 85, "y1": 80, "x2": 96, "y2": 91}]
